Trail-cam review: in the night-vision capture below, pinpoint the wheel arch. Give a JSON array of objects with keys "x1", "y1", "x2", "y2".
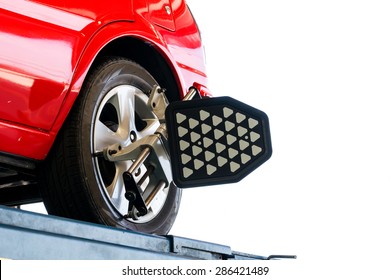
[
  {"x1": 51, "y1": 22, "x2": 184, "y2": 137},
  {"x1": 94, "y1": 36, "x2": 182, "y2": 102}
]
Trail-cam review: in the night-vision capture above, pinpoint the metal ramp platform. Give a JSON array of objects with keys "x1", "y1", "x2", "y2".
[{"x1": 0, "y1": 206, "x2": 269, "y2": 260}]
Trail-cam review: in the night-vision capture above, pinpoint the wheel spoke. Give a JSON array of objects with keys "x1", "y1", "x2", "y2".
[
  {"x1": 116, "y1": 86, "x2": 136, "y2": 139},
  {"x1": 106, "y1": 171, "x2": 122, "y2": 198},
  {"x1": 106, "y1": 161, "x2": 129, "y2": 211},
  {"x1": 138, "y1": 119, "x2": 160, "y2": 139},
  {"x1": 94, "y1": 120, "x2": 123, "y2": 151}
]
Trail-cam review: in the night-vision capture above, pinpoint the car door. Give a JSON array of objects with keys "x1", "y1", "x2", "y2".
[{"x1": 0, "y1": 0, "x2": 93, "y2": 131}]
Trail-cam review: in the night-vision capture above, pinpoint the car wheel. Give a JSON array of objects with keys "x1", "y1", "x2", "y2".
[{"x1": 40, "y1": 57, "x2": 181, "y2": 234}]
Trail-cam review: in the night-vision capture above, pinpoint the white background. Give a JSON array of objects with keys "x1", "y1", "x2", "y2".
[
  {"x1": 22, "y1": 0, "x2": 390, "y2": 278},
  {"x1": 171, "y1": 0, "x2": 390, "y2": 277}
]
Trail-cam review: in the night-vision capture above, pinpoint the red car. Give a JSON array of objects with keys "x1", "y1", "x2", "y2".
[{"x1": 0, "y1": 0, "x2": 271, "y2": 234}]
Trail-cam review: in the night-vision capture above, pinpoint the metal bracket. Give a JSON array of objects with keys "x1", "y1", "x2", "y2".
[
  {"x1": 148, "y1": 85, "x2": 169, "y2": 122},
  {"x1": 123, "y1": 171, "x2": 148, "y2": 217}
]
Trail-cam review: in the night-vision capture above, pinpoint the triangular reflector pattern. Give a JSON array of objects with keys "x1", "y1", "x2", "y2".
[{"x1": 166, "y1": 96, "x2": 272, "y2": 188}]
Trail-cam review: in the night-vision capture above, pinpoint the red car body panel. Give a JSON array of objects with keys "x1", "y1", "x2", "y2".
[{"x1": 0, "y1": 0, "x2": 208, "y2": 160}]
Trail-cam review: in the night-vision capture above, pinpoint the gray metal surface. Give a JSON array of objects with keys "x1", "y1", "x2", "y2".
[{"x1": 0, "y1": 206, "x2": 268, "y2": 260}]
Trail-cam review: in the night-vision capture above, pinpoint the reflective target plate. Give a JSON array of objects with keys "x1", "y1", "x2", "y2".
[{"x1": 165, "y1": 97, "x2": 272, "y2": 188}]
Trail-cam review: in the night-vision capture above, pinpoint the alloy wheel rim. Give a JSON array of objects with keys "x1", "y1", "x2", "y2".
[{"x1": 92, "y1": 85, "x2": 170, "y2": 223}]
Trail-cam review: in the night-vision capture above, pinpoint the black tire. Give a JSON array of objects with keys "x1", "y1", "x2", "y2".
[{"x1": 40, "y1": 57, "x2": 181, "y2": 234}]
